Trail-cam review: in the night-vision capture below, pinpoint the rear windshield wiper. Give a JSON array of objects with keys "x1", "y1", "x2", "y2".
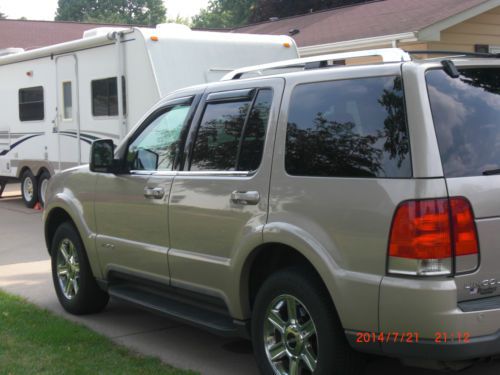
[{"x1": 482, "y1": 168, "x2": 500, "y2": 176}]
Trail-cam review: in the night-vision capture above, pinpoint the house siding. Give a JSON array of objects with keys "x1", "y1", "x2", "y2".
[{"x1": 428, "y1": 6, "x2": 500, "y2": 52}]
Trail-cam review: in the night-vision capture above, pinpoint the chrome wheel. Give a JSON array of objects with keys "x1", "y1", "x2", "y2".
[
  {"x1": 56, "y1": 238, "x2": 80, "y2": 300},
  {"x1": 22, "y1": 176, "x2": 34, "y2": 202},
  {"x1": 264, "y1": 294, "x2": 318, "y2": 375}
]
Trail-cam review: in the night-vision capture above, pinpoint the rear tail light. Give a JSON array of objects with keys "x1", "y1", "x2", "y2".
[{"x1": 388, "y1": 197, "x2": 478, "y2": 276}]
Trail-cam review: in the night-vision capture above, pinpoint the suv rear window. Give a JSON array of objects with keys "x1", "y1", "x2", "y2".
[
  {"x1": 427, "y1": 68, "x2": 500, "y2": 177},
  {"x1": 285, "y1": 76, "x2": 411, "y2": 178}
]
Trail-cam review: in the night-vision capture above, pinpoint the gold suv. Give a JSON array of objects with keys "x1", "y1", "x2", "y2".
[{"x1": 44, "y1": 49, "x2": 500, "y2": 374}]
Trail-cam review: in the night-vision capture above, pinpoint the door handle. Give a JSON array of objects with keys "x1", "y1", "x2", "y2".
[
  {"x1": 144, "y1": 187, "x2": 165, "y2": 199},
  {"x1": 231, "y1": 191, "x2": 260, "y2": 205}
]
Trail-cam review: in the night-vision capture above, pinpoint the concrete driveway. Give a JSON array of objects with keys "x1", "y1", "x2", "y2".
[{"x1": 2, "y1": 183, "x2": 500, "y2": 375}]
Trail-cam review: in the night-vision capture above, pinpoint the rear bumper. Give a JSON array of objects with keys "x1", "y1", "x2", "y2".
[{"x1": 346, "y1": 276, "x2": 500, "y2": 360}]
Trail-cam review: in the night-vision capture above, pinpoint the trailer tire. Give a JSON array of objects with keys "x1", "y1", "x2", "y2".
[
  {"x1": 21, "y1": 169, "x2": 38, "y2": 208},
  {"x1": 38, "y1": 170, "x2": 51, "y2": 207}
]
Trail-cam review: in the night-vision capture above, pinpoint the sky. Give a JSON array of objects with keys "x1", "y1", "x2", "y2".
[{"x1": 0, "y1": 0, "x2": 210, "y2": 21}]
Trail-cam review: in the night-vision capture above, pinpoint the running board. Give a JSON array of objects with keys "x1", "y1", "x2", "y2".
[{"x1": 108, "y1": 283, "x2": 242, "y2": 337}]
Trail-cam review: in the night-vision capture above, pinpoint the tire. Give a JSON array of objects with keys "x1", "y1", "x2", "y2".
[
  {"x1": 37, "y1": 170, "x2": 51, "y2": 207},
  {"x1": 51, "y1": 222, "x2": 109, "y2": 315},
  {"x1": 251, "y1": 268, "x2": 365, "y2": 375},
  {"x1": 21, "y1": 169, "x2": 38, "y2": 208}
]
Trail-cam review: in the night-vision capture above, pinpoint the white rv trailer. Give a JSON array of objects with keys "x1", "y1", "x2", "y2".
[{"x1": 0, "y1": 23, "x2": 298, "y2": 207}]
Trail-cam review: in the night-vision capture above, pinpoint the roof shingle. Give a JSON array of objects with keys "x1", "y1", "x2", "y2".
[{"x1": 233, "y1": 0, "x2": 490, "y2": 47}]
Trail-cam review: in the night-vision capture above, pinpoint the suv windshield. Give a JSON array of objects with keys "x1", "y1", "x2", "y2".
[{"x1": 426, "y1": 67, "x2": 500, "y2": 177}]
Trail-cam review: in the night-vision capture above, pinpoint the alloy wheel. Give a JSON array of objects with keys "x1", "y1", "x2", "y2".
[
  {"x1": 56, "y1": 238, "x2": 80, "y2": 300},
  {"x1": 264, "y1": 294, "x2": 318, "y2": 375}
]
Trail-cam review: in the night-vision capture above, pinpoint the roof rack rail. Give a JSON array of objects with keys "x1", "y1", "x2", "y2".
[
  {"x1": 221, "y1": 48, "x2": 411, "y2": 80},
  {"x1": 405, "y1": 50, "x2": 500, "y2": 58}
]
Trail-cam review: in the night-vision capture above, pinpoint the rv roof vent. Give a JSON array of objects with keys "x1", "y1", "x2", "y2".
[
  {"x1": 83, "y1": 27, "x2": 127, "y2": 39},
  {"x1": 155, "y1": 23, "x2": 191, "y2": 34},
  {"x1": 0, "y1": 48, "x2": 24, "y2": 57}
]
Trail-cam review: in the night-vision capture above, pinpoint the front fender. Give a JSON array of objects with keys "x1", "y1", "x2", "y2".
[{"x1": 43, "y1": 168, "x2": 102, "y2": 279}]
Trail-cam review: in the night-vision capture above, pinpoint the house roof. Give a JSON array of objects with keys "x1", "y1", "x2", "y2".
[
  {"x1": 0, "y1": 19, "x2": 135, "y2": 50},
  {"x1": 0, "y1": 0, "x2": 497, "y2": 52},
  {"x1": 233, "y1": 0, "x2": 492, "y2": 47}
]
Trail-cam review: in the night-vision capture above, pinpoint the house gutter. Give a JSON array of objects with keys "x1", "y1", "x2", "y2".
[{"x1": 299, "y1": 32, "x2": 417, "y2": 57}]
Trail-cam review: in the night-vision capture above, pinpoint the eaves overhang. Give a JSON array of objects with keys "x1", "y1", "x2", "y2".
[{"x1": 298, "y1": 32, "x2": 417, "y2": 57}]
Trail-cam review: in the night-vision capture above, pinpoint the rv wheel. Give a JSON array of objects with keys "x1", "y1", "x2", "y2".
[
  {"x1": 38, "y1": 170, "x2": 51, "y2": 207},
  {"x1": 21, "y1": 169, "x2": 38, "y2": 208}
]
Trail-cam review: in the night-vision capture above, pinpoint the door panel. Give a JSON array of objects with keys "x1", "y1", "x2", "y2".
[
  {"x1": 94, "y1": 172, "x2": 173, "y2": 283},
  {"x1": 55, "y1": 55, "x2": 80, "y2": 168},
  {"x1": 168, "y1": 79, "x2": 284, "y2": 302},
  {"x1": 93, "y1": 98, "x2": 195, "y2": 283}
]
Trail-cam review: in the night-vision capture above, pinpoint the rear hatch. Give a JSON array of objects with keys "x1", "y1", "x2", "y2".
[{"x1": 426, "y1": 63, "x2": 500, "y2": 303}]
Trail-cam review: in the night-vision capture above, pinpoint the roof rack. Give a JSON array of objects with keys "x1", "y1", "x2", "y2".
[{"x1": 221, "y1": 48, "x2": 411, "y2": 80}]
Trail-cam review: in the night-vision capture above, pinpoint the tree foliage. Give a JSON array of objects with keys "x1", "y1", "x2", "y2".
[
  {"x1": 55, "y1": 0, "x2": 166, "y2": 25},
  {"x1": 0, "y1": 10, "x2": 6, "y2": 19},
  {"x1": 192, "y1": 0, "x2": 370, "y2": 28},
  {"x1": 250, "y1": 0, "x2": 369, "y2": 23},
  {"x1": 192, "y1": 0, "x2": 255, "y2": 28}
]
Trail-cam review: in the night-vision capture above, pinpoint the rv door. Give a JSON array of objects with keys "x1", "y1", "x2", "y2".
[{"x1": 55, "y1": 54, "x2": 80, "y2": 171}]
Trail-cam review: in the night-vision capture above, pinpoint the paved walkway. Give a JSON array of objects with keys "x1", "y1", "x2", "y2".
[{"x1": 2, "y1": 185, "x2": 500, "y2": 374}]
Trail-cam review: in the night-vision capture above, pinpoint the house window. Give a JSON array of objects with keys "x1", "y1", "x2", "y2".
[
  {"x1": 489, "y1": 46, "x2": 500, "y2": 54},
  {"x1": 19, "y1": 86, "x2": 44, "y2": 122},
  {"x1": 91, "y1": 77, "x2": 127, "y2": 117}
]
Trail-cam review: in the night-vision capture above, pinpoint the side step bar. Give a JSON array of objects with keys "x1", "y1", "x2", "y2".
[{"x1": 108, "y1": 283, "x2": 245, "y2": 337}]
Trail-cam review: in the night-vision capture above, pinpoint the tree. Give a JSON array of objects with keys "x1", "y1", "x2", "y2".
[
  {"x1": 55, "y1": 0, "x2": 166, "y2": 25},
  {"x1": 192, "y1": 0, "x2": 371, "y2": 28},
  {"x1": 167, "y1": 15, "x2": 191, "y2": 26},
  {"x1": 0, "y1": 11, "x2": 6, "y2": 19},
  {"x1": 250, "y1": 0, "x2": 370, "y2": 23},
  {"x1": 192, "y1": 0, "x2": 255, "y2": 28}
]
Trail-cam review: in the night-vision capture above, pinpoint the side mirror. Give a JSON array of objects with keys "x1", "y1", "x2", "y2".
[{"x1": 90, "y1": 139, "x2": 116, "y2": 173}]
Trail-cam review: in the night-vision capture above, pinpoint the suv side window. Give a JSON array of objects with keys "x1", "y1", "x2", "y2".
[
  {"x1": 127, "y1": 103, "x2": 191, "y2": 171},
  {"x1": 190, "y1": 89, "x2": 273, "y2": 171},
  {"x1": 285, "y1": 76, "x2": 411, "y2": 178}
]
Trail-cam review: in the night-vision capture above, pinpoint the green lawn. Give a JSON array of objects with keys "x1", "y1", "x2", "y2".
[{"x1": 0, "y1": 290, "x2": 198, "y2": 375}]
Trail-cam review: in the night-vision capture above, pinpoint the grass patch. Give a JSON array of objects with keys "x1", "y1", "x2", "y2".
[{"x1": 0, "y1": 290, "x2": 197, "y2": 375}]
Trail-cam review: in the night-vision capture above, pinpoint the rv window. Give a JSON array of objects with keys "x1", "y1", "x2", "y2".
[
  {"x1": 19, "y1": 86, "x2": 44, "y2": 121},
  {"x1": 91, "y1": 77, "x2": 127, "y2": 117},
  {"x1": 63, "y1": 81, "x2": 72, "y2": 120}
]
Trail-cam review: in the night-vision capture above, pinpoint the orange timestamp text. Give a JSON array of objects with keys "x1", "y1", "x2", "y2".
[{"x1": 355, "y1": 331, "x2": 471, "y2": 344}]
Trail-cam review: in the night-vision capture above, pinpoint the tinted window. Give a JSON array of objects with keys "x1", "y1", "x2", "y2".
[
  {"x1": 190, "y1": 89, "x2": 273, "y2": 171},
  {"x1": 19, "y1": 86, "x2": 44, "y2": 121},
  {"x1": 286, "y1": 76, "x2": 411, "y2": 178},
  {"x1": 190, "y1": 99, "x2": 251, "y2": 171},
  {"x1": 427, "y1": 68, "x2": 500, "y2": 177},
  {"x1": 238, "y1": 89, "x2": 273, "y2": 171},
  {"x1": 127, "y1": 104, "x2": 191, "y2": 171},
  {"x1": 92, "y1": 77, "x2": 127, "y2": 117}
]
